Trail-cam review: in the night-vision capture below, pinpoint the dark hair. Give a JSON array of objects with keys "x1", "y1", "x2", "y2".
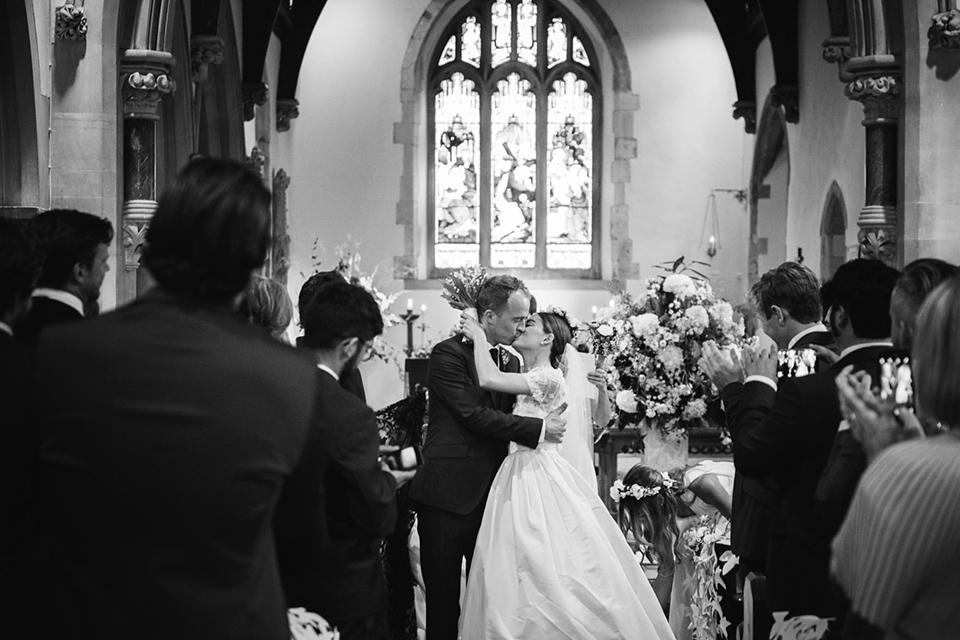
[
  {"x1": 890, "y1": 259, "x2": 958, "y2": 349},
  {"x1": 913, "y1": 277, "x2": 960, "y2": 428},
  {"x1": 141, "y1": 158, "x2": 271, "y2": 303},
  {"x1": 30, "y1": 209, "x2": 114, "y2": 289},
  {"x1": 749, "y1": 262, "x2": 822, "y2": 324},
  {"x1": 0, "y1": 219, "x2": 44, "y2": 315},
  {"x1": 476, "y1": 275, "x2": 530, "y2": 316},
  {"x1": 239, "y1": 276, "x2": 293, "y2": 339},
  {"x1": 298, "y1": 270, "x2": 348, "y2": 322},
  {"x1": 826, "y1": 258, "x2": 900, "y2": 339},
  {"x1": 300, "y1": 281, "x2": 384, "y2": 350},
  {"x1": 538, "y1": 311, "x2": 574, "y2": 368},
  {"x1": 616, "y1": 464, "x2": 683, "y2": 576}
]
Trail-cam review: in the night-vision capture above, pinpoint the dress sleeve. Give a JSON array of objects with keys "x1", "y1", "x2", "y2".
[{"x1": 523, "y1": 367, "x2": 563, "y2": 407}]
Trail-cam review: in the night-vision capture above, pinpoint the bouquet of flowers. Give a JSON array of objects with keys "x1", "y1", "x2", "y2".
[
  {"x1": 288, "y1": 608, "x2": 339, "y2": 640},
  {"x1": 769, "y1": 612, "x2": 831, "y2": 640},
  {"x1": 440, "y1": 264, "x2": 489, "y2": 314},
  {"x1": 680, "y1": 515, "x2": 738, "y2": 640},
  {"x1": 585, "y1": 258, "x2": 744, "y2": 440}
]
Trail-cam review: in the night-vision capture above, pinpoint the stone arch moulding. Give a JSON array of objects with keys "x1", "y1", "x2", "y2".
[
  {"x1": 819, "y1": 180, "x2": 848, "y2": 279},
  {"x1": 393, "y1": 0, "x2": 639, "y2": 282},
  {"x1": 747, "y1": 91, "x2": 789, "y2": 287}
]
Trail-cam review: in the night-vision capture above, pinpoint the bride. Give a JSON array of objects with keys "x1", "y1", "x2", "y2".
[{"x1": 458, "y1": 309, "x2": 675, "y2": 640}]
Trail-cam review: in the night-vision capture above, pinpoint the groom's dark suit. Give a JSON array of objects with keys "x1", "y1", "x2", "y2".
[{"x1": 408, "y1": 335, "x2": 542, "y2": 640}]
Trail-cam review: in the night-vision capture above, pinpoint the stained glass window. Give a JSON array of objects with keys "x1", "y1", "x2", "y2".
[{"x1": 429, "y1": 1, "x2": 599, "y2": 277}]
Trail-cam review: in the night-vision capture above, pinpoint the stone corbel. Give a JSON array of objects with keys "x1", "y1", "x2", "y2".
[
  {"x1": 121, "y1": 200, "x2": 158, "y2": 270},
  {"x1": 732, "y1": 101, "x2": 757, "y2": 134},
  {"x1": 821, "y1": 36, "x2": 853, "y2": 81},
  {"x1": 55, "y1": 3, "x2": 87, "y2": 41},
  {"x1": 246, "y1": 146, "x2": 266, "y2": 178},
  {"x1": 121, "y1": 50, "x2": 176, "y2": 120},
  {"x1": 929, "y1": 9, "x2": 960, "y2": 49},
  {"x1": 242, "y1": 82, "x2": 269, "y2": 121},
  {"x1": 770, "y1": 85, "x2": 799, "y2": 123},
  {"x1": 190, "y1": 35, "x2": 224, "y2": 83},
  {"x1": 276, "y1": 99, "x2": 300, "y2": 132}
]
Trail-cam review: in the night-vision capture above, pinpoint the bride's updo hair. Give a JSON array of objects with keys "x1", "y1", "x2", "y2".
[
  {"x1": 617, "y1": 464, "x2": 683, "y2": 575},
  {"x1": 538, "y1": 311, "x2": 574, "y2": 369}
]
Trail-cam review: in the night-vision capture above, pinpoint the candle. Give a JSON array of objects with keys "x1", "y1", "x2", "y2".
[
  {"x1": 591, "y1": 305, "x2": 598, "y2": 317},
  {"x1": 407, "y1": 298, "x2": 413, "y2": 312},
  {"x1": 421, "y1": 304, "x2": 427, "y2": 316}
]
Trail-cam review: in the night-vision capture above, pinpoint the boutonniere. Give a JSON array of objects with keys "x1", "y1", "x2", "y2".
[{"x1": 499, "y1": 346, "x2": 510, "y2": 368}]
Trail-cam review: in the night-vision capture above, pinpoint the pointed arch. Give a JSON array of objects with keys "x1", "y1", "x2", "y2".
[{"x1": 820, "y1": 181, "x2": 848, "y2": 279}]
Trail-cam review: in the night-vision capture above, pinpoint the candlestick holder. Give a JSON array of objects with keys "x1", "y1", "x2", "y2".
[{"x1": 400, "y1": 311, "x2": 420, "y2": 357}]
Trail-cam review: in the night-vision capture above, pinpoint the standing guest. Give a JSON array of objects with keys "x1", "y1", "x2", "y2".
[
  {"x1": 0, "y1": 219, "x2": 43, "y2": 635},
  {"x1": 703, "y1": 259, "x2": 898, "y2": 623},
  {"x1": 279, "y1": 281, "x2": 415, "y2": 640},
  {"x1": 298, "y1": 270, "x2": 366, "y2": 401},
  {"x1": 240, "y1": 275, "x2": 294, "y2": 342},
  {"x1": 888, "y1": 258, "x2": 958, "y2": 352},
  {"x1": 832, "y1": 277, "x2": 960, "y2": 640},
  {"x1": 15, "y1": 209, "x2": 113, "y2": 343},
  {"x1": 33, "y1": 158, "x2": 321, "y2": 640}
]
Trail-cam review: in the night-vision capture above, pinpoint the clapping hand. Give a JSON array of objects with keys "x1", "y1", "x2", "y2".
[
  {"x1": 543, "y1": 402, "x2": 568, "y2": 444},
  {"x1": 742, "y1": 343, "x2": 778, "y2": 382},
  {"x1": 700, "y1": 341, "x2": 744, "y2": 390},
  {"x1": 586, "y1": 369, "x2": 607, "y2": 392},
  {"x1": 836, "y1": 365, "x2": 924, "y2": 462},
  {"x1": 459, "y1": 311, "x2": 485, "y2": 343}
]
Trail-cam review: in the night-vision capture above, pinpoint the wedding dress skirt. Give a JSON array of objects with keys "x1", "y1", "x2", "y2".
[{"x1": 459, "y1": 441, "x2": 675, "y2": 640}]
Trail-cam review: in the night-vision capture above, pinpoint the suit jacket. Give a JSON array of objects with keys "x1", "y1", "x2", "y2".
[
  {"x1": 408, "y1": 335, "x2": 542, "y2": 515},
  {"x1": 33, "y1": 292, "x2": 318, "y2": 640},
  {"x1": 0, "y1": 332, "x2": 40, "y2": 633},
  {"x1": 724, "y1": 344, "x2": 887, "y2": 619},
  {"x1": 276, "y1": 369, "x2": 397, "y2": 620},
  {"x1": 15, "y1": 296, "x2": 82, "y2": 344}
]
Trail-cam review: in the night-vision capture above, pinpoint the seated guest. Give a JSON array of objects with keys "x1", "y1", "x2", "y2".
[
  {"x1": 297, "y1": 270, "x2": 366, "y2": 401},
  {"x1": 33, "y1": 158, "x2": 322, "y2": 640},
  {"x1": 16, "y1": 209, "x2": 113, "y2": 343},
  {"x1": 278, "y1": 281, "x2": 416, "y2": 640},
  {"x1": 832, "y1": 276, "x2": 960, "y2": 640},
  {"x1": 240, "y1": 275, "x2": 294, "y2": 342},
  {"x1": 0, "y1": 219, "x2": 43, "y2": 634},
  {"x1": 705, "y1": 259, "x2": 898, "y2": 624}
]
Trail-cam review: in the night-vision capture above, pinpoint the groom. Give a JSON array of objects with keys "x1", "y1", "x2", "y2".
[{"x1": 408, "y1": 275, "x2": 566, "y2": 640}]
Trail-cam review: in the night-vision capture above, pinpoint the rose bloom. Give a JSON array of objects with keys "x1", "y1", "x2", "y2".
[
  {"x1": 684, "y1": 305, "x2": 709, "y2": 334},
  {"x1": 663, "y1": 274, "x2": 696, "y2": 298},
  {"x1": 709, "y1": 300, "x2": 734, "y2": 325},
  {"x1": 615, "y1": 389, "x2": 639, "y2": 413},
  {"x1": 597, "y1": 323, "x2": 614, "y2": 337},
  {"x1": 658, "y1": 345, "x2": 684, "y2": 371}
]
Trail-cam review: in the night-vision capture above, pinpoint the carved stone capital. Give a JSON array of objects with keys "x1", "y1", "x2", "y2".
[
  {"x1": 770, "y1": 85, "x2": 799, "y2": 123},
  {"x1": 55, "y1": 4, "x2": 88, "y2": 40},
  {"x1": 732, "y1": 101, "x2": 756, "y2": 134},
  {"x1": 929, "y1": 9, "x2": 960, "y2": 49},
  {"x1": 121, "y1": 199, "x2": 157, "y2": 269},
  {"x1": 858, "y1": 227, "x2": 898, "y2": 265},
  {"x1": 242, "y1": 83, "x2": 269, "y2": 121},
  {"x1": 246, "y1": 146, "x2": 266, "y2": 178},
  {"x1": 845, "y1": 76, "x2": 901, "y2": 124},
  {"x1": 273, "y1": 168, "x2": 291, "y2": 192},
  {"x1": 190, "y1": 35, "x2": 224, "y2": 83},
  {"x1": 121, "y1": 50, "x2": 176, "y2": 120},
  {"x1": 276, "y1": 99, "x2": 300, "y2": 132},
  {"x1": 821, "y1": 36, "x2": 851, "y2": 64}
]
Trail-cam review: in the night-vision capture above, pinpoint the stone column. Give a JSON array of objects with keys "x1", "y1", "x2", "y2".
[
  {"x1": 844, "y1": 73, "x2": 900, "y2": 265},
  {"x1": 119, "y1": 49, "x2": 176, "y2": 303},
  {"x1": 271, "y1": 169, "x2": 291, "y2": 284}
]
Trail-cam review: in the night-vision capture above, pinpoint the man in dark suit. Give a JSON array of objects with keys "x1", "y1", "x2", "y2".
[
  {"x1": 15, "y1": 209, "x2": 113, "y2": 343},
  {"x1": 33, "y1": 159, "x2": 321, "y2": 640},
  {"x1": 710, "y1": 259, "x2": 898, "y2": 623},
  {"x1": 0, "y1": 218, "x2": 43, "y2": 635},
  {"x1": 278, "y1": 281, "x2": 415, "y2": 639},
  {"x1": 408, "y1": 275, "x2": 566, "y2": 640}
]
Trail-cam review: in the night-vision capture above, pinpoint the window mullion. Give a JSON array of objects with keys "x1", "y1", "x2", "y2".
[
  {"x1": 535, "y1": 75, "x2": 547, "y2": 274},
  {"x1": 480, "y1": 85, "x2": 492, "y2": 267}
]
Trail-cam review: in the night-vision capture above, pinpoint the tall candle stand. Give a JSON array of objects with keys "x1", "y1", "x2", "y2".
[{"x1": 401, "y1": 310, "x2": 420, "y2": 357}]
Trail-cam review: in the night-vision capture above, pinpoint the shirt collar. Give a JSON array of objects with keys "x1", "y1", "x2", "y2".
[
  {"x1": 787, "y1": 322, "x2": 828, "y2": 350},
  {"x1": 0, "y1": 321, "x2": 12, "y2": 337},
  {"x1": 32, "y1": 288, "x2": 84, "y2": 316},
  {"x1": 839, "y1": 341, "x2": 893, "y2": 360},
  {"x1": 317, "y1": 363, "x2": 339, "y2": 381}
]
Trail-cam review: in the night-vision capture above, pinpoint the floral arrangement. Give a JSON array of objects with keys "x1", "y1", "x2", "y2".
[
  {"x1": 680, "y1": 515, "x2": 738, "y2": 640},
  {"x1": 769, "y1": 612, "x2": 831, "y2": 640},
  {"x1": 585, "y1": 257, "x2": 744, "y2": 440},
  {"x1": 440, "y1": 264, "x2": 489, "y2": 312},
  {"x1": 288, "y1": 608, "x2": 339, "y2": 640}
]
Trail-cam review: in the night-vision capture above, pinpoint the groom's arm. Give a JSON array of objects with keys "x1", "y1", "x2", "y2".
[{"x1": 429, "y1": 340, "x2": 542, "y2": 449}]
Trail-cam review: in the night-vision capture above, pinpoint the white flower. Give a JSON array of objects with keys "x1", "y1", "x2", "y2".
[
  {"x1": 683, "y1": 398, "x2": 707, "y2": 420},
  {"x1": 597, "y1": 323, "x2": 614, "y2": 337},
  {"x1": 658, "y1": 345, "x2": 684, "y2": 371},
  {"x1": 630, "y1": 313, "x2": 660, "y2": 337},
  {"x1": 610, "y1": 479, "x2": 625, "y2": 503},
  {"x1": 615, "y1": 389, "x2": 639, "y2": 413},
  {"x1": 684, "y1": 305, "x2": 709, "y2": 334},
  {"x1": 709, "y1": 300, "x2": 734, "y2": 325},
  {"x1": 663, "y1": 274, "x2": 696, "y2": 298}
]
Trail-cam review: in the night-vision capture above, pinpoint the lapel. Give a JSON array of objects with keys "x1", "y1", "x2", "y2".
[{"x1": 458, "y1": 337, "x2": 500, "y2": 407}]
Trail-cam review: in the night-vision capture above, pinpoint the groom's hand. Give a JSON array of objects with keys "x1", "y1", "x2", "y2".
[{"x1": 543, "y1": 402, "x2": 568, "y2": 444}]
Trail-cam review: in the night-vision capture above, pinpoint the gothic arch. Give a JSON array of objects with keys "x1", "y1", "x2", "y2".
[
  {"x1": 393, "y1": 0, "x2": 638, "y2": 281},
  {"x1": 820, "y1": 181, "x2": 847, "y2": 279}
]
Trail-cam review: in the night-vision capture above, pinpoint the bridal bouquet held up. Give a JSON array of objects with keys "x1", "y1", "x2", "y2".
[{"x1": 586, "y1": 258, "x2": 744, "y2": 467}]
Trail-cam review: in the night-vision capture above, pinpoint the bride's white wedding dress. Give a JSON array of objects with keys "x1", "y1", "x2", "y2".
[{"x1": 459, "y1": 365, "x2": 675, "y2": 640}]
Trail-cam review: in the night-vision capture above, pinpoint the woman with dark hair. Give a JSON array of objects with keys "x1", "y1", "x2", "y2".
[{"x1": 457, "y1": 310, "x2": 674, "y2": 639}]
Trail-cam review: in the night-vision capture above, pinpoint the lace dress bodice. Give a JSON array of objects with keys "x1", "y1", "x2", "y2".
[{"x1": 510, "y1": 365, "x2": 567, "y2": 454}]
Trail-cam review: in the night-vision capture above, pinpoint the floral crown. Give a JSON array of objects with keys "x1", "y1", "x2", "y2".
[
  {"x1": 540, "y1": 304, "x2": 580, "y2": 330},
  {"x1": 609, "y1": 472, "x2": 676, "y2": 504}
]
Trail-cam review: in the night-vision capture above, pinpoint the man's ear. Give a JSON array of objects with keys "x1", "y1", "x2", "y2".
[
  {"x1": 338, "y1": 336, "x2": 361, "y2": 360},
  {"x1": 770, "y1": 304, "x2": 787, "y2": 326},
  {"x1": 833, "y1": 305, "x2": 850, "y2": 331},
  {"x1": 72, "y1": 261, "x2": 88, "y2": 285}
]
